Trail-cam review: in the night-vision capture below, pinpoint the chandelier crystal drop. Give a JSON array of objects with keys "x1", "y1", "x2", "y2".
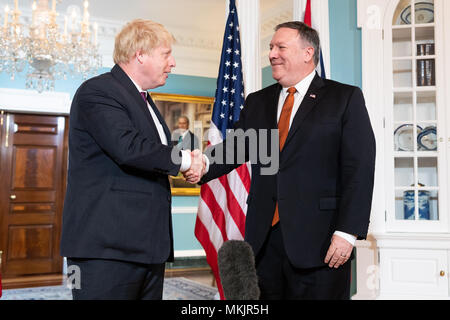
[{"x1": 0, "y1": 0, "x2": 101, "y2": 92}]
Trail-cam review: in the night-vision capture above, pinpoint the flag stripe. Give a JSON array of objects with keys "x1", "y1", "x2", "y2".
[
  {"x1": 194, "y1": 217, "x2": 224, "y2": 295},
  {"x1": 200, "y1": 184, "x2": 229, "y2": 243},
  {"x1": 319, "y1": 49, "x2": 326, "y2": 78},
  {"x1": 236, "y1": 163, "x2": 251, "y2": 193},
  {"x1": 197, "y1": 194, "x2": 225, "y2": 251},
  {"x1": 219, "y1": 175, "x2": 246, "y2": 237},
  {"x1": 206, "y1": 178, "x2": 243, "y2": 240},
  {"x1": 227, "y1": 168, "x2": 250, "y2": 213},
  {"x1": 304, "y1": 0, "x2": 312, "y2": 26}
]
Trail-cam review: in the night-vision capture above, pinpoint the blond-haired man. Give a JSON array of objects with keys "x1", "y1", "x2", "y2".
[{"x1": 61, "y1": 19, "x2": 203, "y2": 300}]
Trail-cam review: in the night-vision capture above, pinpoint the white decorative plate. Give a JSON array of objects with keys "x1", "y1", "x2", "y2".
[{"x1": 394, "y1": 124, "x2": 423, "y2": 151}]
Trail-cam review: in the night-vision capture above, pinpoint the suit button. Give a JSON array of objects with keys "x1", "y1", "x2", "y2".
[{"x1": 167, "y1": 195, "x2": 171, "y2": 202}]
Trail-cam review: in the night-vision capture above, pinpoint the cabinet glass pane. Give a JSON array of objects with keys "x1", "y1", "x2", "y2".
[
  {"x1": 417, "y1": 124, "x2": 437, "y2": 151},
  {"x1": 416, "y1": 59, "x2": 435, "y2": 87},
  {"x1": 416, "y1": 40, "x2": 435, "y2": 57},
  {"x1": 417, "y1": 91, "x2": 436, "y2": 121},
  {"x1": 396, "y1": 189, "x2": 419, "y2": 220},
  {"x1": 428, "y1": 190, "x2": 439, "y2": 220},
  {"x1": 418, "y1": 157, "x2": 438, "y2": 187},
  {"x1": 394, "y1": 92, "x2": 413, "y2": 121},
  {"x1": 393, "y1": 60, "x2": 412, "y2": 88},
  {"x1": 414, "y1": 0, "x2": 434, "y2": 25},
  {"x1": 393, "y1": 0, "x2": 412, "y2": 25},
  {"x1": 395, "y1": 158, "x2": 414, "y2": 186},
  {"x1": 396, "y1": 189, "x2": 438, "y2": 221},
  {"x1": 395, "y1": 190, "x2": 407, "y2": 220},
  {"x1": 393, "y1": 28, "x2": 412, "y2": 57},
  {"x1": 394, "y1": 125, "x2": 420, "y2": 151},
  {"x1": 416, "y1": 26, "x2": 435, "y2": 42}
]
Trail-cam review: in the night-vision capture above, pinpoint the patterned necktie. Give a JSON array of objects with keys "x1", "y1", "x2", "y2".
[{"x1": 272, "y1": 87, "x2": 297, "y2": 226}]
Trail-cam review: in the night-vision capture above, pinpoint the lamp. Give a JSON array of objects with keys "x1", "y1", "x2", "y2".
[{"x1": 0, "y1": 0, "x2": 101, "y2": 92}]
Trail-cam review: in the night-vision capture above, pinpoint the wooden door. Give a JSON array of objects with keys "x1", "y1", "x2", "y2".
[{"x1": 0, "y1": 113, "x2": 68, "y2": 278}]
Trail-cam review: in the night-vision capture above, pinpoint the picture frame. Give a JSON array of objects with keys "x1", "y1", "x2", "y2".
[{"x1": 150, "y1": 92, "x2": 214, "y2": 196}]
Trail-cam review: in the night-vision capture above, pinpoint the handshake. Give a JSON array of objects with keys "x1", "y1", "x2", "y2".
[{"x1": 182, "y1": 150, "x2": 207, "y2": 184}]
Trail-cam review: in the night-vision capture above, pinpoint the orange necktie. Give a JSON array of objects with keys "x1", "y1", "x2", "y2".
[{"x1": 272, "y1": 87, "x2": 297, "y2": 226}]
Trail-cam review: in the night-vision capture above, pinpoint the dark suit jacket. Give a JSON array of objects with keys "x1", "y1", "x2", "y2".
[
  {"x1": 61, "y1": 64, "x2": 181, "y2": 265},
  {"x1": 201, "y1": 74, "x2": 376, "y2": 268}
]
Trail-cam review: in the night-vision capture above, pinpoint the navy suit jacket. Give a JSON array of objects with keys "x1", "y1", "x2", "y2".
[
  {"x1": 61, "y1": 65, "x2": 181, "y2": 264},
  {"x1": 201, "y1": 74, "x2": 376, "y2": 268}
]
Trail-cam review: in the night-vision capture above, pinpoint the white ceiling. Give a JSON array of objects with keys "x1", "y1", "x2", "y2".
[
  {"x1": 0, "y1": 0, "x2": 292, "y2": 77},
  {"x1": 0, "y1": 0, "x2": 287, "y2": 33}
]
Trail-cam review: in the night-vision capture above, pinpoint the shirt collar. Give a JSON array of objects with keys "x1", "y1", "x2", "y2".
[
  {"x1": 128, "y1": 76, "x2": 146, "y2": 96},
  {"x1": 281, "y1": 70, "x2": 316, "y2": 97}
]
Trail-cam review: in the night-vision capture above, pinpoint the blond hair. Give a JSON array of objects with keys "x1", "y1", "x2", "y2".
[{"x1": 113, "y1": 19, "x2": 175, "y2": 64}]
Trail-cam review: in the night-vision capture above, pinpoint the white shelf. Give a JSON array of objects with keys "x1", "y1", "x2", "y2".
[
  {"x1": 394, "y1": 151, "x2": 438, "y2": 157},
  {"x1": 392, "y1": 22, "x2": 436, "y2": 29},
  {"x1": 393, "y1": 121, "x2": 437, "y2": 125}
]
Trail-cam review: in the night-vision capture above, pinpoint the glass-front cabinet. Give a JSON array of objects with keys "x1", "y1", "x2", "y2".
[
  {"x1": 355, "y1": 0, "x2": 450, "y2": 300},
  {"x1": 386, "y1": 0, "x2": 448, "y2": 232}
]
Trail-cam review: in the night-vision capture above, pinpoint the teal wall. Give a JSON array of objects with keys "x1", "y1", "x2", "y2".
[
  {"x1": 262, "y1": 65, "x2": 277, "y2": 88},
  {"x1": 329, "y1": 0, "x2": 362, "y2": 88},
  {"x1": 172, "y1": 197, "x2": 204, "y2": 252}
]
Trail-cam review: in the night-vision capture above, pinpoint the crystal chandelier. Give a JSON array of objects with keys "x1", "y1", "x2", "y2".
[{"x1": 0, "y1": 0, "x2": 101, "y2": 92}]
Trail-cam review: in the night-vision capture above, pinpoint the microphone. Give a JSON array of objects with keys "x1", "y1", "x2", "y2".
[{"x1": 217, "y1": 240, "x2": 260, "y2": 300}]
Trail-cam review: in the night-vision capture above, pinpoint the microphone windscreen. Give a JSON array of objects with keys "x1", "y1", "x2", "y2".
[{"x1": 218, "y1": 240, "x2": 260, "y2": 300}]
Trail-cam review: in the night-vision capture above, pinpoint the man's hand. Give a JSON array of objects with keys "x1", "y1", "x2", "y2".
[
  {"x1": 182, "y1": 150, "x2": 205, "y2": 184},
  {"x1": 324, "y1": 234, "x2": 354, "y2": 269}
]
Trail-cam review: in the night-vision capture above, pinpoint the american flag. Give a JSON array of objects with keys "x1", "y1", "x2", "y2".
[{"x1": 195, "y1": 0, "x2": 251, "y2": 300}]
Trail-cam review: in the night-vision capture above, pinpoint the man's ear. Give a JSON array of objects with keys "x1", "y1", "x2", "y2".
[
  {"x1": 136, "y1": 51, "x2": 144, "y2": 64},
  {"x1": 304, "y1": 47, "x2": 315, "y2": 64}
]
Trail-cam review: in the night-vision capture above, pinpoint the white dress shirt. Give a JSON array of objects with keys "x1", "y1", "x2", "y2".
[{"x1": 128, "y1": 77, "x2": 191, "y2": 172}]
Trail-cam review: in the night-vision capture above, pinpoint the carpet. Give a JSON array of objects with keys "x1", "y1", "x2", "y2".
[{"x1": 0, "y1": 277, "x2": 218, "y2": 300}]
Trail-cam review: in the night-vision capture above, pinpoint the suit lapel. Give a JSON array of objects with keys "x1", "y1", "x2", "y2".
[
  {"x1": 284, "y1": 73, "x2": 325, "y2": 148},
  {"x1": 266, "y1": 83, "x2": 282, "y2": 129}
]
